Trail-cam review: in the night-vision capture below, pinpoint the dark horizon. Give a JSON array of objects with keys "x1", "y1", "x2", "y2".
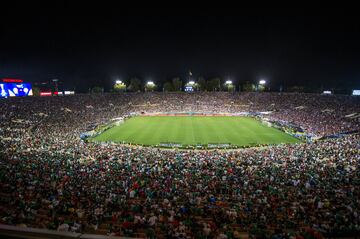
[{"x1": 0, "y1": 7, "x2": 359, "y2": 92}]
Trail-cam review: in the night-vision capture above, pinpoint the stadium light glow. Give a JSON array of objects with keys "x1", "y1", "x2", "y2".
[
  {"x1": 115, "y1": 80, "x2": 122, "y2": 84},
  {"x1": 225, "y1": 80, "x2": 232, "y2": 85},
  {"x1": 147, "y1": 81, "x2": 155, "y2": 86},
  {"x1": 259, "y1": 80, "x2": 266, "y2": 85},
  {"x1": 188, "y1": 81, "x2": 195, "y2": 85}
]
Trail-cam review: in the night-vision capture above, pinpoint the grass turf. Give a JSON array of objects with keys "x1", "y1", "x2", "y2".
[{"x1": 91, "y1": 116, "x2": 300, "y2": 147}]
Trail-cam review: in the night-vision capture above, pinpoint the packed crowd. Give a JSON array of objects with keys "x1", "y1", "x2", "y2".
[{"x1": 0, "y1": 92, "x2": 359, "y2": 238}]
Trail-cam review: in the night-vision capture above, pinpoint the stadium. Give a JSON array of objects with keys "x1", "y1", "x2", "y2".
[
  {"x1": 1, "y1": 91, "x2": 359, "y2": 239},
  {"x1": 1, "y1": 7, "x2": 360, "y2": 239}
]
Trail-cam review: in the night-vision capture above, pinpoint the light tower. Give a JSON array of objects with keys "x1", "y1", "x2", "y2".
[
  {"x1": 257, "y1": 79, "x2": 266, "y2": 92},
  {"x1": 145, "y1": 81, "x2": 156, "y2": 92},
  {"x1": 52, "y1": 79, "x2": 59, "y2": 92}
]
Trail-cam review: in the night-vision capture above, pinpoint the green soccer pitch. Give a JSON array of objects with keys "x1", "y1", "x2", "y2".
[{"x1": 91, "y1": 116, "x2": 301, "y2": 148}]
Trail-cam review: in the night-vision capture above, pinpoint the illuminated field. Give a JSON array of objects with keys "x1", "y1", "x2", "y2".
[{"x1": 92, "y1": 116, "x2": 300, "y2": 148}]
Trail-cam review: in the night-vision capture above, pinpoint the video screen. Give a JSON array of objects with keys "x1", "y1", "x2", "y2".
[
  {"x1": 0, "y1": 84, "x2": 8, "y2": 98},
  {"x1": 0, "y1": 83, "x2": 33, "y2": 98},
  {"x1": 352, "y1": 90, "x2": 360, "y2": 96}
]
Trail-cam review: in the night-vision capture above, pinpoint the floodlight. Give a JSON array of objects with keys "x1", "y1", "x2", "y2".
[
  {"x1": 147, "y1": 81, "x2": 155, "y2": 85},
  {"x1": 259, "y1": 80, "x2": 266, "y2": 85},
  {"x1": 115, "y1": 80, "x2": 122, "y2": 84},
  {"x1": 188, "y1": 81, "x2": 195, "y2": 85},
  {"x1": 225, "y1": 80, "x2": 232, "y2": 85}
]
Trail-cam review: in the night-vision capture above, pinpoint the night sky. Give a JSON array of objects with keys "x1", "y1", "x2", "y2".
[{"x1": 0, "y1": 7, "x2": 359, "y2": 92}]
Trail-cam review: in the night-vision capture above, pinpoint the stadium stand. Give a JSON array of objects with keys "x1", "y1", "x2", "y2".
[{"x1": 0, "y1": 92, "x2": 359, "y2": 238}]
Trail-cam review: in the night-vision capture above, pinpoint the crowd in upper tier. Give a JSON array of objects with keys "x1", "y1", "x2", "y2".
[{"x1": 0, "y1": 92, "x2": 359, "y2": 238}]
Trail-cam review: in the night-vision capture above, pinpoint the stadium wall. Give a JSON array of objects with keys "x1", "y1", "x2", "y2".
[{"x1": 0, "y1": 224, "x2": 138, "y2": 239}]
